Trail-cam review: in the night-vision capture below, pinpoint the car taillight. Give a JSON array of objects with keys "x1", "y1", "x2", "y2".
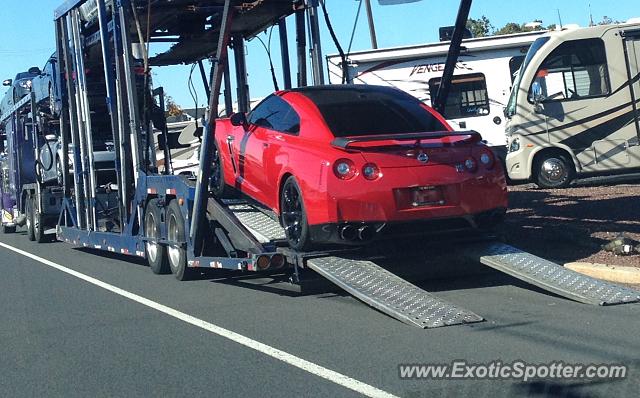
[
  {"x1": 479, "y1": 150, "x2": 495, "y2": 169},
  {"x1": 464, "y1": 157, "x2": 477, "y2": 172},
  {"x1": 362, "y1": 163, "x2": 381, "y2": 180},
  {"x1": 333, "y1": 159, "x2": 356, "y2": 180}
]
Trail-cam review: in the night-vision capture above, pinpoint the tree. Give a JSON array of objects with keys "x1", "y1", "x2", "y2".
[
  {"x1": 165, "y1": 95, "x2": 183, "y2": 117},
  {"x1": 467, "y1": 16, "x2": 493, "y2": 38},
  {"x1": 494, "y1": 22, "x2": 526, "y2": 35},
  {"x1": 597, "y1": 16, "x2": 623, "y2": 25}
]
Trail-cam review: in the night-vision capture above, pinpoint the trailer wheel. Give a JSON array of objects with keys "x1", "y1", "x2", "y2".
[
  {"x1": 145, "y1": 199, "x2": 170, "y2": 274},
  {"x1": 166, "y1": 200, "x2": 193, "y2": 281},
  {"x1": 26, "y1": 196, "x2": 36, "y2": 241}
]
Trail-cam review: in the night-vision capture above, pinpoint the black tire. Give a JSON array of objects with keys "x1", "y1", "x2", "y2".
[
  {"x1": 2, "y1": 224, "x2": 16, "y2": 234},
  {"x1": 280, "y1": 176, "x2": 311, "y2": 251},
  {"x1": 209, "y1": 141, "x2": 235, "y2": 199},
  {"x1": 26, "y1": 196, "x2": 36, "y2": 241},
  {"x1": 32, "y1": 197, "x2": 47, "y2": 243},
  {"x1": 145, "y1": 199, "x2": 170, "y2": 274},
  {"x1": 166, "y1": 200, "x2": 193, "y2": 281},
  {"x1": 534, "y1": 152, "x2": 575, "y2": 189}
]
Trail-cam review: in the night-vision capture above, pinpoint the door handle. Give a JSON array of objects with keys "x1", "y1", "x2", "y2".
[
  {"x1": 226, "y1": 135, "x2": 234, "y2": 142},
  {"x1": 263, "y1": 143, "x2": 269, "y2": 148}
]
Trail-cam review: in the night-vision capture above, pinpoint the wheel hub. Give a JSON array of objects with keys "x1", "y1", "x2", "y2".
[
  {"x1": 541, "y1": 158, "x2": 566, "y2": 182},
  {"x1": 145, "y1": 213, "x2": 158, "y2": 263},
  {"x1": 167, "y1": 214, "x2": 181, "y2": 267}
]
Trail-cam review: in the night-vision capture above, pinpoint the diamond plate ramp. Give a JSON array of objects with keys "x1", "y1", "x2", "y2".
[
  {"x1": 306, "y1": 256, "x2": 483, "y2": 328},
  {"x1": 469, "y1": 243, "x2": 640, "y2": 306},
  {"x1": 228, "y1": 204, "x2": 286, "y2": 243}
]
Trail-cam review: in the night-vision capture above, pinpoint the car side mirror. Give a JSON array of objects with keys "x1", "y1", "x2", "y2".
[
  {"x1": 230, "y1": 112, "x2": 248, "y2": 128},
  {"x1": 2, "y1": 79, "x2": 11, "y2": 87}
]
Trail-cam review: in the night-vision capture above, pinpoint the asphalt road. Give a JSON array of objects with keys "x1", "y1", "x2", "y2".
[{"x1": 1, "y1": 229, "x2": 639, "y2": 397}]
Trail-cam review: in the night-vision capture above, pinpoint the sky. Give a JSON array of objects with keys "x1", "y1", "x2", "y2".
[{"x1": 1, "y1": 0, "x2": 638, "y2": 108}]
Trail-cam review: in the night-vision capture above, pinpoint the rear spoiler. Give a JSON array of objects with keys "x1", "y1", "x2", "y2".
[{"x1": 331, "y1": 130, "x2": 483, "y2": 150}]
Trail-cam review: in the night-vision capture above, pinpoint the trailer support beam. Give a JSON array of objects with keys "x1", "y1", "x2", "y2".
[
  {"x1": 278, "y1": 18, "x2": 293, "y2": 90},
  {"x1": 307, "y1": 0, "x2": 324, "y2": 85},
  {"x1": 433, "y1": 0, "x2": 472, "y2": 115},
  {"x1": 295, "y1": 7, "x2": 307, "y2": 87},
  {"x1": 190, "y1": 0, "x2": 234, "y2": 255}
]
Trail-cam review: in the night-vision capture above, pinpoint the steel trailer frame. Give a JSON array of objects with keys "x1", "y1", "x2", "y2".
[{"x1": 51, "y1": 0, "x2": 325, "y2": 276}]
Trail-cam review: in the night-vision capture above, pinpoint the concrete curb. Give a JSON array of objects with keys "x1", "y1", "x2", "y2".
[{"x1": 565, "y1": 262, "x2": 640, "y2": 285}]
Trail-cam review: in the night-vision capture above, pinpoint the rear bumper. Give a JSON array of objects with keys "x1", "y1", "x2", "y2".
[{"x1": 308, "y1": 207, "x2": 507, "y2": 245}]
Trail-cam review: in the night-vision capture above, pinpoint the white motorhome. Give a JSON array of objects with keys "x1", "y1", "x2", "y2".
[
  {"x1": 327, "y1": 31, "x2": 546, "y2": 159},
  {"x1": 505, "y1": 21, "x2": 640, "y2": 188}
]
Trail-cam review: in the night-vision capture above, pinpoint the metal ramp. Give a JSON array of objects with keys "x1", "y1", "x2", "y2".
[
  {"x1": 468, "y1": 242, "x2": 640, "y2": 306},
  {"x1": 227, "y1": 203, "x2": 286, "y2": 243},
  {"x1": 306, "y1": 256, "x2": 483, "y2": 328}
]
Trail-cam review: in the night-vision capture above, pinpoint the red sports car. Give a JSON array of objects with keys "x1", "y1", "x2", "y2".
[{"x1": 211, "y1": 85, "x2": 508, "y2": 250}]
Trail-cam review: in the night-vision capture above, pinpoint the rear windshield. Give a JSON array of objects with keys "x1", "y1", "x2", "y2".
[
  {"x1": 297, "y1": 87, "x2": 448, "y2": 137},
  {"x1": 15, "y1": 72, "x2": 37, "y2": 80}
]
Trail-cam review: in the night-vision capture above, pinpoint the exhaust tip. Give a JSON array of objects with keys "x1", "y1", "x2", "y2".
[
  {"x1": 340, "y1": 225, "x2": 358, "y2": 241},
  {"x1": 358, "y1": 226, "x2": 375, "y2": 241}
]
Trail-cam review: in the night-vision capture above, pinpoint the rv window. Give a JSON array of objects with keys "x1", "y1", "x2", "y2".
[
  {"x1": 429, "y1": 73, "x2": 490, "y2": 119},
  {"x1": 528, "y1": 38, "x2": 610, "y2": 102}
]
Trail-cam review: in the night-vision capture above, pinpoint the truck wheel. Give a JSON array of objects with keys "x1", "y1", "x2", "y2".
[
  {"x1": 145, "y1": 199, "x2": 170, "y2": 274},
  {"x1": 26, "y1": 196, "x2": 36, "y2": 241},
  {"x1": 166, "y1": 200, "x2": 193, "y2": 281},
  {"x1": 535, "y1": 153, "x2": 575, "y2": 189},
  {"x1": 32, "y1": 197, "x2": 47, "y2": 243},
  {"x1": 280, "y1": 176, "x2": 311, "y2": 251}
]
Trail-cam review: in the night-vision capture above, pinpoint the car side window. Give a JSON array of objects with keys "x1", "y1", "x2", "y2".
[{"x1": 248, "y1": 95, "x2": 300, "y2": 134}]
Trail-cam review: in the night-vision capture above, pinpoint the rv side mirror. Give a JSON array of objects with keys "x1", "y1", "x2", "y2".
[
  {"x1": 230, "y1": 112, "x2": 248, "y2": 128},
  {"x1": 2, "y1": 79, "x2": 12, "y2": 87}
]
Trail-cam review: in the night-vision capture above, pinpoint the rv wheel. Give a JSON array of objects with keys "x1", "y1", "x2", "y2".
[{"x1": 535, "y1": 153, "x2": 575, "y2": 189}]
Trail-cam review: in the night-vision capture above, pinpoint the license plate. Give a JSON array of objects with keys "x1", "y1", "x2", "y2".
[{"x1": 411, "y1": 186, "x2": 445, "y2": 207}]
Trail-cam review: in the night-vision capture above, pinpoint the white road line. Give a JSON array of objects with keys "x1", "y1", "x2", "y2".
[{"x1": 0, "y1": 241, "x2": 398, "y2": 398}]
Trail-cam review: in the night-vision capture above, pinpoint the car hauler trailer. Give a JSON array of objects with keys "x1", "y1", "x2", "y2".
[
  {"x1": 326, "y1": 30, "x2": 546, "y2": 160},
  {"x1": 505, "y1": 20, "x2": 640, "y2": 188},
  {"x1": 20, "y1": 0, "x2": 638, "y2": 329}
]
